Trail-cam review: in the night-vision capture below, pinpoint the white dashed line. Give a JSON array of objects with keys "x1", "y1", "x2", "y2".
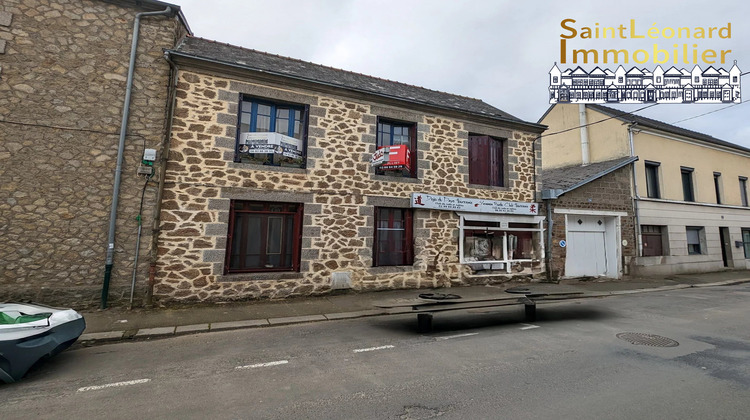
[
  {"x1": 236, "y1": 360, "x2": 289, "y2": 370},
  {"x1": 437, "y1": 333, "x2": 479, "y2": 340},
  {"x1": 77, "y1": 379, "x2": 151, "y2": 392},
  {"x1": 520, "y1": 324, "x2": 540, "y2": 330},
  {"x1": 353, "y1": 345, "x2": 395, "y2": 353}
]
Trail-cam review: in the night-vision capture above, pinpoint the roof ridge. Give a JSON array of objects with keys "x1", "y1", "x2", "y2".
[{"x1": 184, "y1": 35, "x2": 485, "y2": 103}]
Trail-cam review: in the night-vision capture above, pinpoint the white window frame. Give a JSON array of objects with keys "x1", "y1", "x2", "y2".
[{"x1": 457, "y1": 212, "x2": 545, "y2": 273}]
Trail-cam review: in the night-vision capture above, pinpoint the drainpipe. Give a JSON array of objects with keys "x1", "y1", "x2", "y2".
[
  {"x1": 628, "y1": 123, "x2": 642, "y2": 270},
  {"x1": 146, "y1": 52, "x2": 180, "y2": 306},
  {"x1": 101, "y1": 6, "x2": 173, "y2": 309},
  {"x1": 544, "y1": 197, "x2": 554, "y2": 282},
  {"x1": 579, "y1": 104, "x2": 590, "y2": 166}
]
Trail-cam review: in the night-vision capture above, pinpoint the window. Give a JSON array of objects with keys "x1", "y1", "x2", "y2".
[
  {"x1": 553, "y1": 76, "x2": 559, "y2": 83},
  {"x1": 740, "y1": 177, "x2": 748, "y2": 207},
  {"x1": 743, "y1": 229, "x2": 750, "y2": 258},
  {"x1": 641, "y1": 225, "x2": 665, "y2": 256},
  {"x1": 469, "y1": 135, "x2": 504, "y2": 187},
  {"x1": 681, "y1": 167, "x2": 695, "y2": 202},
  {"x1": 374, "y1": 208, "x2": 413, "y2": 266},
  {"x1": 645, "y1": 161, "x2": 661, "y2": 198},
  {"x1": 618, "y1": 76, "x2": 623, "y2": 83},
  {"x1": 656, "y1": 76, "x2": 662, "y2": 83},
  {"x1": 694, "y1": 76, "x2": 700, "y2": 83},
  {"x1": 713, "y1": 172, "x2": 722, "y2": 204},
  {"x1": 376, "y1": 119, "x2": 417, "y2": 177},
  {"x1": 225, "y1": 201, "x2": 303, "y2": 273},
  {"x1": 686, "y1": 226, "x2": 703, "y2": 255},
  {"x1": 459, "y1": 218, "x2": 542, "y2": 267},
  {"x1": 236, "y1": 96, "x2": 308, "y2": 168},
  {"x1": 733, "y1": 76, "x2": 739, "y2": 83}
]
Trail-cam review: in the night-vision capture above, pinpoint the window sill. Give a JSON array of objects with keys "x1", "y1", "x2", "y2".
[
  {"x1": 468, "y1": 183, "x2": 510, "y2": 192},
  {"x1": 219, "y1": 271, "x2": 304, "y2": 282},
  {"x1": 228, "y1": 162, "x2": 307, "y2": 175},
  {"x1": 372, "y1": 173, "x2": 419, "y2": 183},
  {"x1": 368, "y1": 265, "x2": 419, "y2": 275}
]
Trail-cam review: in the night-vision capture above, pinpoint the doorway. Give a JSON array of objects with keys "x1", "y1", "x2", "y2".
[{"x1": 719, "y1": 227, "x2": 733, "y2": 268}]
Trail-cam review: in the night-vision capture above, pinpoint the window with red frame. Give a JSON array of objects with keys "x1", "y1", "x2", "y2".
[
  {"x1": 225, "y1": 201, "x2": 303, "y2": 273},
  {"x1": 468, "y1": 135, "x2": 504, "y2": 187},
  {"x1": 374, "y1": 207, "x2": 413, "y2": 266}
]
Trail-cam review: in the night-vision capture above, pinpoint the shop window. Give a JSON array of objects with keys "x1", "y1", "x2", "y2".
[
  {"x1": 225, "y1": 201, "x2": 303, "y2": 273},
  {"x1": 645, "y1": 161, "x2": 661, "y2": 199},
  {"x1": 641, "y1": 225, "x2": 665, "y2": 256},
  {"x1": 743, "y1": 229, "x2": 750, "y2": 258},
  {"x1": 686, "y1": 226, "x2": 704, "y2": 255},
  {"x1": 681, "y1": 167, "x2": 695, "y2": 202},
  {"x1": 236, "y1": 96, "x2": 308, "y2": 168},
  {"x1": 469, "y1": 135, "x2": 504, "y2": 187},
  {"x1": 375, "y1": 119, "x2": 417, "y2": 178},
  {"x1": 740, "y1": 177, "x2": 748, "y2": 207},
  {"x1": 459, "y1": 216, "x2": 542, "y2": 265},
  {"x1": 374, "y1": 208, "x2": 413, "y2": 266}
]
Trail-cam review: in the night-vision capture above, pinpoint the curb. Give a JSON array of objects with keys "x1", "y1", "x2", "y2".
[{"x1": 77, "y1": 279, "x2": 750, "y2": 346}]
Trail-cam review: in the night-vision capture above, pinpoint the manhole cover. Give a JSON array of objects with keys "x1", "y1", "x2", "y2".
[{"x1": 616, "y1": 332, "x2": 679, "y2": 347}]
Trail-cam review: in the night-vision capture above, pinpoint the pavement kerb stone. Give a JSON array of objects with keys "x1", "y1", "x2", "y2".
[
  {"x1": 324, "y1": 309, "x2": 386, "y2": 320},
  {"x1": 267, "y1": 314, "x2": 327, "y2": 325},
  {"x1": 134, "y1": 326, "x2": 176, "y2": 338},
  {"x1": 79, "y1": 331, "x2": 126, "y2": 342},
  {"x1": 210, "y1": 319, "x2": 270, "y2": 331},
  {"x1": 175, "y1": 324, "x2": 210, "y2": 334},
  {"x1": 691, "y1": 278, "x2": 750, "y2": 288}
]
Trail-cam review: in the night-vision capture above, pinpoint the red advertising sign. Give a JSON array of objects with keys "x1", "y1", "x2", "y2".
[{"x1": 371, "y1": 145, "x2": 411, "y2": 171}]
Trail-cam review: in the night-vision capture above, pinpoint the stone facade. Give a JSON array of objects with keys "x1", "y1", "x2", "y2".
[
  {"x1": 0, "y1": 0, "x2": 186, "y2": 307},
  {"x1": 547, "y1": 165, "x2": 636, "y2": 278},
  {"x1": 154, "y1": 66, "x2": 544, "y2": 302}
]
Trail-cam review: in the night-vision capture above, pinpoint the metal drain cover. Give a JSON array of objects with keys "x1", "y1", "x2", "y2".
[{"x1": 616, "y1": 332, "x2": 679, "y2": 347}]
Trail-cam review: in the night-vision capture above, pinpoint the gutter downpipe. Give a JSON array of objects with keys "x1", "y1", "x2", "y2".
[
  {"x1": 579, "y1": 104, "x2": 590, "y2": 166},
  {"x1": 101, "y1": 6, "x2": 173, "y2": 309},
  {"x1": 147, "y1": 52, "x2": 179, "y2": 306},
  {"x1": 628, "y1": 123, "x2": 642, "y2": 273}
]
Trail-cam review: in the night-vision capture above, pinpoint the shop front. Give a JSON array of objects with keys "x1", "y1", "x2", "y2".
[{"x1": 411, "y1": 193, "x2": 545, "y2": 276}]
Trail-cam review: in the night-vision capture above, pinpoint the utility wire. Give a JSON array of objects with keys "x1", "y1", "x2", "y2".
[
  {"x1": 539, "y1": 103, "x2": 659, "y2": 139},
  {"x1": 671, "y1": 99, "x2": 749, "y2": 124}
]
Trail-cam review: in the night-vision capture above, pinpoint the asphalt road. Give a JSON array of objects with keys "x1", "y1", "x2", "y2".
[{"x1": 2, "y1": 283, "x2": 750, "y2": 420}]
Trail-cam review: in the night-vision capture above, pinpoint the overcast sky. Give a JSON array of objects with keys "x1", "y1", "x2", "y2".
[{"x1": 174, "y1": 0, "x2": 749, "y2": 148}]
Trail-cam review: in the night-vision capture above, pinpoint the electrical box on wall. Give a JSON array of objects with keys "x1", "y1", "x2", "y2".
[{"x1": 143, "y1": 148, "x2": 157, "y2": 162}]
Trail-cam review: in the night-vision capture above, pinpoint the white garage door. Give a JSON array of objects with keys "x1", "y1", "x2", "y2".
[{"x1": 565, "y1": 215, "x2": 609, "y2": 277}]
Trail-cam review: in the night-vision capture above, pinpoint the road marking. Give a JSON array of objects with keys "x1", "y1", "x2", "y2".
[
  {"x1": 235, "y1": 360, "x2": 289, "y2": 370},
  {"x1": 520, "y1": 324, "x2": 540, "y2": 330},
  {"x1": 437, "y1": 333, "x2": 479, "y2": 340},
  {"x1": 77, "y1": 379, "x2": 151, "y2": 392},
  {"x1": 353, "y1": 345, "x2": 395, "y2": 353}
]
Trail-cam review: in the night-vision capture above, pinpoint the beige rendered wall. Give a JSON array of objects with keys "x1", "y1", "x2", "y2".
[
  {"x1": 540, "y1": 104, "x2": 631, "y2": 169},
  {"x1": 633, "y1": 131, "x2": 750, "y2": 206}
]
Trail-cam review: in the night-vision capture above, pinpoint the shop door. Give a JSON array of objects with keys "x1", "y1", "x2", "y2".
[{"x1": 565, "y1": 216, "x2": 608, "y2": 277}]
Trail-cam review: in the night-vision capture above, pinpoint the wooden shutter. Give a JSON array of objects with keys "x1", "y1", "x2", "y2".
[{"x1": 469, "y1": 135, "x2": 489, "y2": 185}]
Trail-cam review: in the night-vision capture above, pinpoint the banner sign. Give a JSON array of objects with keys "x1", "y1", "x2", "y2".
[
  {"x1": 371, "y1": 145, "x2": 411, "y2": 171},
  {"x1": 238, "y1": 132, "x2": 303, "y2": 159},
  {"x1": 411, "y1": 192, "x2": 538, "y2": 215}
]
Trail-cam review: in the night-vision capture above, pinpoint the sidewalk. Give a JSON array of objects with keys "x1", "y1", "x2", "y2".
[{"x1": 78, "y1": 270, "x2": 750, "y2": 344}]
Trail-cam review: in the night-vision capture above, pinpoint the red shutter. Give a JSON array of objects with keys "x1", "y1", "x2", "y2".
[
  {"x1": 489, "y1": 137, "x2": 503, "y2": 187},
  {"x1": 469, "y1": 136, "x2": 491, "y2": 185}
]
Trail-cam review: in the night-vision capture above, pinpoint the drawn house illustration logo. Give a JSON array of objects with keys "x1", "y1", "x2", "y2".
[{"x1": 549, "y1": 61, "x2": 741, "y2": 104}]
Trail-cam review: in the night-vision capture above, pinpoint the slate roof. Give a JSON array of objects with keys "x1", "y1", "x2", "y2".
[
  {"x1": 586, "y1": 104, "x2": 750, "y2": 154},
  {"x1": 169, "y1": 37, "x2": 543, "y2": 129},
  {"x1": 542, "y1": 156, "x2": 637, "y2": 194}
]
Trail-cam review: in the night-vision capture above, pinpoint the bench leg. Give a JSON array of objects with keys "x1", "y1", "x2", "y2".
[
  {"x1": 525, "y1": 301, "x2": 536, "y2": 322},
  {"x1": 417, "y1": 313, "x2": 433, "y2": 333}
]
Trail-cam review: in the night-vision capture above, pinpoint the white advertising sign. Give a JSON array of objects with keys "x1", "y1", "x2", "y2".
[
  {"x1": 238, "y1": 132, "x2": 303, "y2": 159},
  {"x1": 411, "y1": 192, "x2": 539, "y2": 215}
]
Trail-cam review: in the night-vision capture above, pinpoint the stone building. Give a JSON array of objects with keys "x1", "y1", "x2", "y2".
[
  {"x1": 542, "y1": 157, "x2": 637, "y2": 279},
  {"x1": 154, "y1": 37, "x2": 546, "y2": 302},
  {"x1": 0, "y1": 0, "x2": 189, "y2": 307}
]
